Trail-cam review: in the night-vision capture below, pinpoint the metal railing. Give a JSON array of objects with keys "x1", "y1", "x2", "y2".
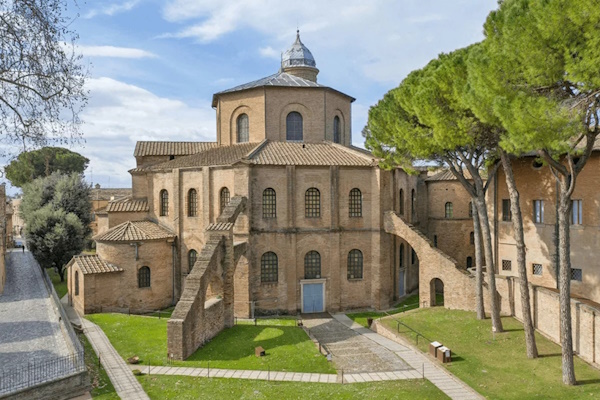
[
  {"x1": 383, "y1": 310, "x2": 432, "y2": 346},
  {"x1": 0, "y1": 350, "x2": 85, "y2": 396}
]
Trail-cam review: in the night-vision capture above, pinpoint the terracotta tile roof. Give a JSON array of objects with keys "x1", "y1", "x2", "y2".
[
  {"x1": 149, "y1": 142, "x2": 259, "y2": 170},
  {"x1": 148, "y1": 141, "x2": 376, "y2": 171},
  {"x1": 106, "y1": 197, "x2": 149, "y2": 212},
  {"x1": 134, "y1": 141, "x2": 217, "y2": 157},
  {"x1": 94, "y1": 220, "x2": 175, "y2": 242},
  {"x1": 90, "y1": 188, "x2": 132, "y2": 201},
  {"x1": 426, "y1": 169, "x2": 476, "y2": 182},
  {"x1": 70, "y1": 254, "x2": 123, "y2": 275},
  {"x1": 249, "y1": 141, "x2": 375, "y2": 166}
]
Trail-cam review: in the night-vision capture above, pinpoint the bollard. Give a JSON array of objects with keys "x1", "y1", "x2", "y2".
[
  {"x1": 268, "y1": 365, "x2": 270, "y2": 381},
  {"x1": 341, "y1": 368, "x2": 344, "y2": 384},
  {"x1": 208, "y1": 361, "x2": 210, "y2": 378},
  {"x1": 98, "y1": 353, "x2": 101, "y2": 368}
]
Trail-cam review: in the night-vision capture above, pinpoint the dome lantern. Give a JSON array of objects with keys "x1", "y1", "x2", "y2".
[{"x1": 281, "y1": 30, "x2": 319, "y2": 82}]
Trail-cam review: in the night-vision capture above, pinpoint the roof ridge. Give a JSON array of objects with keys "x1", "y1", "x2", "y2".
[
  {"x1": 328, "y1": 142, "x2": 377, "y2": 163},
  {"x1": 244, "y1": 139, "x2": 269, "y2": 160}
]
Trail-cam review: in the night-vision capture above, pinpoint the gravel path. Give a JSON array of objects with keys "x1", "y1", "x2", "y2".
[{"x1": 0, "y1": 250, "x2": 71, "y2": 371}]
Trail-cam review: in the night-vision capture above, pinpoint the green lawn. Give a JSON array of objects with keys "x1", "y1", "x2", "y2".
[
  {"x1": 86, "y1": 313, "x2": 334, "y2": 373},
  {"x1": 79, "y1": 334, "x2": 118, "y2": 399},
  {"x1": 383, "y1": 308, "x2": 600, "y2": 400},
  {"x1": 137, "y1": 375, "x2": 448, "y2": 400},
  {"x1": 346, "y1": 294, "x2": 421, "y2": 327},
  {"x1": 47, "y1": 268, "x2": 68, "y2": 299}
]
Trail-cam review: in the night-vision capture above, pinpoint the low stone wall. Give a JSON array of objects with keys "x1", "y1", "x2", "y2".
[{"x1": 2, "y1": 371, "x2": 89, "y2": 400}]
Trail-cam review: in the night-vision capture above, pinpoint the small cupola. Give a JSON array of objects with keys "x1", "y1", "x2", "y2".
[{"x1": 281, "y1": 30, "x2": 319, "y2": 82}]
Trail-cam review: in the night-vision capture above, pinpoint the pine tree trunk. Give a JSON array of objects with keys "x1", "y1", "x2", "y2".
[
  {"x1": 58, "y1": 267, "x2": 65, "y2": 282},
  {"x1": 472, "y1": 201, "x2": 485, "y2": 320},
  {"x1": 475, "y1": 194, "x2": 504, "y2": 332},
  {"x1": 500, "y1": 151, "x2": 538, "y2": 358},
  {"x1": 557, "y1": 178, "x2": 576, "y2": 385}
]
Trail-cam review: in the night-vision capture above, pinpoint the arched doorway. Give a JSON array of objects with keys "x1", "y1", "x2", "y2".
[{"x1": 430, "y1": 278, "x2": 444, "y2": 306}]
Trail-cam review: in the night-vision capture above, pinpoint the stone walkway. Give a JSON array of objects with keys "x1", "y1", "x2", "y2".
[
  {"x1": 333, "y1": 314, "x2": 484, "y2": 400},
  {"x1": 302, "y1": 313, "x2": 411, "y2": 373},
  {"x1": 62, "y1": 298, "x2": 149, "y2": 400}
]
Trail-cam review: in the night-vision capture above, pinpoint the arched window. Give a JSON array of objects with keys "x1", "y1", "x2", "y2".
[
  {"x1": 188, "y1": 249, "x2": 198, "y2": 271},
  {"x1": 412, "y1": 249, "x2": 417, "y2": 265},
  {"x1": 349, "y1": 188, "x2": 362, "y2": 217},
  {"x1": 305, "y1": 188, "x2": 320, "y2": 218},
  {"x1": 434, "y1": 235, "x2": 438, "y2": 247},
  {"x1": 466, "y1": 256, "x2": 473, "y2": 269},
  {"x1": 399, "y1": 244, "x2": 404, "y2": 268},
  {"x1": 188, "y1": 189, "x2": 198, "y2": 217},
  {"x1": 445, "y1": 202, "x2": 453, "y2": 219},
  {"x1": 237, "y1": 113, "x2": 249, "y2": 143},
  {"x1": 220, "y1": 187, "x2": 230, "y2": 214},
  {"x1": 262, "y1": 188, "x2": 276, "y2": 218},
  {"x1": 160, "y1": 190, "x2": 168, "y2": 216},
  {"x1": 411, "y1": 189, "x2": 416, "y2": 216},
  {"x1": 399, "y1": 189, "x2": 404, "y2": 215},
  {"x1": 138, "y1": 266, "x2": 151, "y2": 288},
  {"x1": 261, "y1": 252, "x2": 278, "y2": 283},
  {"x1": 470, "y1": 231, "x2": 475, "y2": 245},
  {"x1": 304, "y1": 251, "x2": 321, "y2": 279},
  {"x1": 347, "y1": 249, "x2": 363, "y2": 279},
  {"x1": 75, "y1": 271, "x2": 79, "y2": 296},
  {"x1": 468, "y1": 201, "x2": 473, "y2": 218},
  {"x1": 333, "y1": 116, "x2": 341, "y2": 143},
  {"x1": 286, "y1": 111, "x2": 303, "y2": 141}
]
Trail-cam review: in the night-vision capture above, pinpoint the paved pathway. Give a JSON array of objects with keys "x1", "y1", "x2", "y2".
[
  {"x1": 0, "y1": 251, "x2": 71, "y2": 368},
  {"x1": 62, "y1": 298, "x2": 149, "y2": 400},
  {"x1": 333, "y1": 314, "x2": 484, "y2": 400},
  {"x1": 302, "y1": 314, "x2": 411, "y2": 373}
]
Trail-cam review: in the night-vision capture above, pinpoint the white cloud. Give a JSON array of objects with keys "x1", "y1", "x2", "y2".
[
  {"x1": 77, "y1": 45, "x2": 157, "y2": 59},
  {"x1": 158, "y1": 0, "x2": 497, "y2": 83},
  {"x1": 258, "y1": 46, "x2": 279, "y2": 59},
  {"x1": 85, "y1": 0, "x2": 141, "y2": 19},
  {"x1": 76, "y1": 77, "x2": 215, "y2": 188}
]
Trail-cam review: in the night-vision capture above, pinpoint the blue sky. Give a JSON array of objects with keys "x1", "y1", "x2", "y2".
[{"x1": 4, "y1": 0, "x2": 499, "y2": 193}]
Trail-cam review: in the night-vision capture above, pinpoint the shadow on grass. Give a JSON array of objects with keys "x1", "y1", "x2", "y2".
[
  {"x1": 450, "y1": 356, "x2": 465, "y2": 363},
  {"x1": 577, "y1": 379, "x2": 600, "y2": 385},
  {"x1": 537, "y1": 353, "x2": 561, "y2": 358},
  {"x1": 500, "y1": 328, "x2": 525, "y2": 333}
]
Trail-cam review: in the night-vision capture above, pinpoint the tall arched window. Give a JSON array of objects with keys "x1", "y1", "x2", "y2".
[
  {"x1": 467, "y1": 256, "x2": 473, "y2": 269},
  {"x1": 347, "y1": 249, "x2": 363, "y2": 279},
  {"x1": 349, "y1": 188, "x2": 362, "y2": 217},
  {"x1": 399, "y1": 244, "x2": 404, "y2": 268},
  {"x1": 286, "y1": 111, "x2": 303, "y2": 141},
  {"x1": 160, "y1": 190, "x2": 169, "y2": 216},
  {"x1": 188, "y1": 249, "x2": 198, "y2": 271},
  {"x1": 304, "y1": 251, "x2": 321, "y2": 279},
  {"x1": 138, "y1": 266, "x2": 151, "y2": 288},
  {"x1": 220, "y1": 187, "x2": 230, "y2": 214},
  {"x1": 75, "y1": 271, "x2": 79, "y2": 296},
  {"x1": 237, "y1": 113, "x2": 249, "y2": 142},
  {"x1": 470, "y1": 231, "x2": 475, "y2": 245},
  {"x1": 261, "y1": 252, "x2": 278, "y2": 283},
  {"x1": 445, "y1": 202, "x2": 453, "y2": 219},
  {"x1": 411, "y1": 189, "x2": 416, "y2": 216},
  {"x1": 305, "y1": 188, "x2": 320, "y2": 218},
  {"x1": 468, "y1": 201, "x2": 473, "y2": 218},
  {"x1": 399, "y1": 189, "x2": 405, "y2": 215},
  {"x1": 262, "y1": 188, "x2": 276, "y2": 218},
  {"x1": 333, "y1": 116, "x2": 341, "y2": 143},
  {"x1": 188, "y1": 189, "x2": 198, "y2": 217}
]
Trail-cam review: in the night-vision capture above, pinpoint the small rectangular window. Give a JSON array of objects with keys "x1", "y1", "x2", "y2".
[
  {"x1": 571, "y1": 268, "x2": 582, "y2": 282},
  {"x1": 532, "y1": 263, "x2": 543, "y2": 276},
  {"x1": 571, "y1": 200, "x2": 582, "y2": 225},
  {"x1": 533, "y1": 200, "x2": 544, "y2": 224},
  {"x1": 502, "y1": 259, "x2": 512, "y2": 271},
  {"x1": 502, "y1": 199, "x2": 512, "y2": 222}
]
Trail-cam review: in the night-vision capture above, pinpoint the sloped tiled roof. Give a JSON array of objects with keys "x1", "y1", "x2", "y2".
[
  {"x1": 148, "y1": 141, "x2": 376, "y2": 171},
  {"x1": 90, "y1": 188, "x2": 132, "y2": 201},
  {"x1": 250, "y1": 142, "x2": 375, "y2": 166},
  {"x1": 94, "y1": 220, "x2": 175, "y2": 242},
  {"x1": 134, "y1": 141, "x2": 217, "y2": 157},
  {"x1": 71, "y1": 254, "x2": 123, "y2": 275},
  {"x1": 212, "y1": 72, "x2": 355, "y2": 107},
  {"x1": 106, "y1": 197, "x2": 149, "y2": 213},
  {"x1": 149, "y1": 142, "x2": 259, "y2": 170},
  {"x1": 425, "y1": 169, "x2": 476, "y2": 182}
]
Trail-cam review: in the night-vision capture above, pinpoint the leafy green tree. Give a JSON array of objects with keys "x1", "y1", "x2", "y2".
[
  {"x1": 470, "y1": 0, "x2": 600, "y2": 384},
  {"x1": 22, "y1": 172, "x2": 91, "y2": 281},
  {"x1": 366, "y1": 47, "x2": 504, "y2": 332},
  {"x1": 5, "y1": 147, "x2": 89, "y2": 187}
]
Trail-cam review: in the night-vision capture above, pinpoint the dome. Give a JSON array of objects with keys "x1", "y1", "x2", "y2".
[{"x1": 281, "y1": 30, "x2": 317, "y2": 69}]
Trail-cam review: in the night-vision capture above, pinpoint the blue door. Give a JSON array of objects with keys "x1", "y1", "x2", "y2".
[
  {"x1": 303, "y1": 283, "x2": 324, "y2": 313},
  {"x1": 399, "y1": 269, "x2": 405, "y2": 297}
]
